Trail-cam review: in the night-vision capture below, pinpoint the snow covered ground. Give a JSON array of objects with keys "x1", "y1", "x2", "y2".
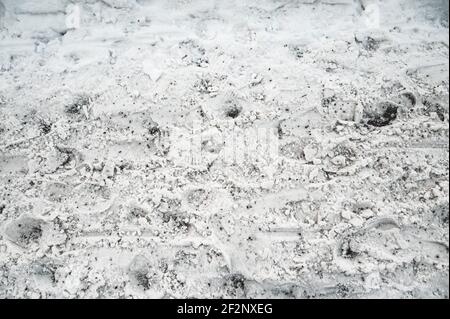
[{"x1": 0, "y1": 0, "x2": 448, "y2": 298}]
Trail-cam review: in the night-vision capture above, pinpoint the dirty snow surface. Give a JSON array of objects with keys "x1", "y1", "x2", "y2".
[{"x1": 0, "y1": 0, "x2": 448, "y2": 299}]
